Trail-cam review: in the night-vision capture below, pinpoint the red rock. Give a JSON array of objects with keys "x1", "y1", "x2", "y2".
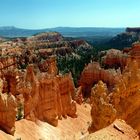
[
  {"x1": 102, "y1": 49, "x2": 128, "y2": 69},
  {"x1": 89, "y1": 81, "x2": 117, "y2": 132},
  {"x1": 0, "y1": 79, "x2": 17, "y2": 135},
  {"x1": 22, "y1": 63, "x2": 77, "y2": 126},
  {"x1": 89, "y1": 59, "x2": 140, "y2": 135},
  {"x1": 75, "y1": 86, "x2": 83, "y2": 105},
  {"x1": 102, "y1": 42, "x2": 140, "y2": 69},
  {"x1": 28, "y1": 32, "x2": 63, "y2": 42},
  {"x1": 79, "y1": 62, "x2": 120, "y2": 97},
  {"x1": 129, "y1": 42, "x2": 140, "y2": 67},
  {"x1": 0, "y1": 56, "x2": 17, "y2": 70}
]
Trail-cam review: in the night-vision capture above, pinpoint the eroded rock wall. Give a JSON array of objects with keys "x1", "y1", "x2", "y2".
[
  {"x1": 102, "y1": 49, "x2": 128, "y2": 69},
  {"x1": 101, "y1": 42, "x2": 140, "y2": 69},
  {"x1": 79, "y1": 62, "x2": 120, "y2": 97},
  {"x1": 89, "y1": 60, "x2": 140, "y2": 135},
  {"x1": 129, "y1": 42, "x2": 140, "y2": 67},
  {"x1": 23, "y1": 64, "x2": 77, "y2": 126},
  {"x1": 0, "y1": 56, "x2": 17, "y2": 70},
  {"x1": 0, "y1": 79, "x2": 17, "y2": 135}
]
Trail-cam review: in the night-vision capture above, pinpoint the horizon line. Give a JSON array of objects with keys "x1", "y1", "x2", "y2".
[{"x1": 0, "y1": 25, "x2": 131, "y2": 30}]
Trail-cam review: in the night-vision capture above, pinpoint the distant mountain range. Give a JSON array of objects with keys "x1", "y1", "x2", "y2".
[{"x1": 0, "y1": 26, "x2": 125, "y2": 38}]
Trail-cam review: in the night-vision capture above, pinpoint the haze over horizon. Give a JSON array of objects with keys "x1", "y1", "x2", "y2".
[{"x1": 0, "y1": 0, "x2": 140, "y2": 29}]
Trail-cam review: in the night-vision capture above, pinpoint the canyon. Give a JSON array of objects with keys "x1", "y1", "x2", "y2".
[
  {"x1": 79, "y1": 41, "x2": 140, "y2": 137},
  {"x1": 0, "y1": 32, "x2": 140, "y2": 139}
]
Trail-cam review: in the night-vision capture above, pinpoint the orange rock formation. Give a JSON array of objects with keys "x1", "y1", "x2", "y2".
[
  {"x1": 102, "y1": 49, "x2": 127, "y2": 69},
  {"x1": 89, "y1": 59, "x2": 140, "y2": 136},
  {"x1": 129, "y1": 42, "x2": 140, "y2": 67},
  {"x1": 0, "y1": 56, "x2": 17, "y2": 70},
  {"x1": 1, "y1": 32, "x2": 140, "y2": 140},
  {"x1": 0, "y1": 79, "x2": 17, "y2": 135},
  {"x1": 0, "y1": 53, "x2": 77, "y2": 134},
  {"x1": 79, "y1": 62, "x2": 120, "y2": 97},
  {"x1": 22, "y1": 59, "x2": 77, "y2": 126},
  {"x1": 101, "y1": 42, "x2": 140, "y2": 69}
]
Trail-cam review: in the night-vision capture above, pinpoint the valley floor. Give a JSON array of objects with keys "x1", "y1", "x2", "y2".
[{"x1": 0, "y1": 103, "x2": 91, "y2": 140}]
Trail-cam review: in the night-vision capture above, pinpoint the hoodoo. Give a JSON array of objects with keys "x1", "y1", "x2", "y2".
[{"x1": 0, "y1": 32, "x2": 139, "y2": 140}]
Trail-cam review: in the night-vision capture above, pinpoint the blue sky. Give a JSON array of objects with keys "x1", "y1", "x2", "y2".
[{"x1": 0, "y1": 0, "x2": 140, "y2": 29}]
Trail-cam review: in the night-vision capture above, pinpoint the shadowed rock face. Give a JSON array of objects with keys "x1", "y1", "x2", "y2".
[
  {"x1": 89, "y1": 60, "x2": 140, "y2": 135},
  {"x1": 0, "y1": 56, "x2": 17, "y2": 70},
  {"x1": 0, "y1": 79, "x2": 17, "y2": 135},
  {"x1": 101, "y1": 42, "x2": 140, "y2": 69},
  {"x1": 101, "y1": 49, "x2": 128, "y2": 69},
  {"x1": 79, "y1": 62, "x2": 120, "y2": 97},
  {"x1": 126, "y1": 27, "x2": 140, "y2": 33},
  {"x1": 38, "y1": 56, "x2": 58, "y2": 74}
]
